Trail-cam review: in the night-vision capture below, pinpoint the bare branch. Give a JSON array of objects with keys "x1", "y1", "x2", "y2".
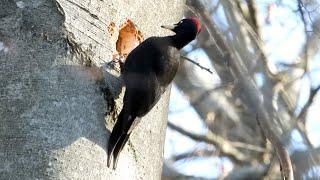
[
  {"x1": 169, "y1": 83, "x2": 234, "y2": 114},
  {"x1": 297, "y1": 85, "x2": 320, "y2": 123},
  {"x1": 247, "y1": 0, "x2": 259, "y2": 34},
  {"x1": 297, "y1": 0, "x2": 311, "y2": 72},
  {"x1": 167, "y1": 121, "x2": 267, "y2": 164},
  {"x1": 171, "y1": 149, "x2": 216, "y2": 161},
  {"x1": 256, "y1": 115, "x2": 294, "y2": 180},
  {"x1": 285, "y1": 84, "x2": 320, "y2": 148},
  {"x1": 180, "y1": 55, "x2": 213, "y2": 74},
  {"x1": 168, "y1": 121, "x2": 248, "y2": 163},
  {"x1": 189, "y1": 83, "x2": 233, "y2": 107}
]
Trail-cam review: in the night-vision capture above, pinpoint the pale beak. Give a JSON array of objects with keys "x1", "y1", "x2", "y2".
[{"x1": 161, "y1": 24, "x2": 176, "y2": 31}]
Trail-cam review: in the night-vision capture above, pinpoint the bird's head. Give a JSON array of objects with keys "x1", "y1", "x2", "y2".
[
  {"x1": 161, "y1": 18, "x2": 201, "y2": 37},
  {"x1": 161, "y1": 18, "x2": 201, "y2": 49}
]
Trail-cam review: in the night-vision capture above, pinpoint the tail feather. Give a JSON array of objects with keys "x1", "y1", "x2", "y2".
[
  {"x1": 107, "y1": 110, "x2": 136, "y2": 169},
  {"x1": 112, "y1": 134, "x2": 131, "y2": 169},
  {"x1": 107, "y1": 112, "x2": 125, "y2": 168}
]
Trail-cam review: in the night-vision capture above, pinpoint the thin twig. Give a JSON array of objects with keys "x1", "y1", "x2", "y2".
[
  {"x1": 189, "y1": 83, "x2": 234, "y2": 107},
  {"x1": 297, "y1": 85, "x2": 320, "y2": 123},
  {"x1": 169, "y1": 83, "x2": 234, "y2": 113},
  {"x1": 180, "y1": 55, "x2": 213, "y2": 74},
  {"x1": 168, "y1": 121, "x2": 268, "y2": 164},
  {"x1": 168, "y1": 121, "x2": 247, "y2": 163},
  {"x1": 297, "y1": 0, "x2": 310, "y2": 72},
  {"x1": 172, "y1": 149, "x2": 216, "y2": 161}
]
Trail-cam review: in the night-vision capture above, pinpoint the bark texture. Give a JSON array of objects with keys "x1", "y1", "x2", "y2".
[{"x1": 0, "y1": 0, "x2": 184, "y2": 179}]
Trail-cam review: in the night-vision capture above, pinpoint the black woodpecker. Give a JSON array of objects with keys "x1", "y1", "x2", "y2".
[{"x1": 107, "y1": 18, "x2": 201, "y2": 169}]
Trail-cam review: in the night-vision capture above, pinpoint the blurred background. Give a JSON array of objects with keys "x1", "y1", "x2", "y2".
[{"x1": 161, "y1": 0, "x2": 320, "y2": 179}]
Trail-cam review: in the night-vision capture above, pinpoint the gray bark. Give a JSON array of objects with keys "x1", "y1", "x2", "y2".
[{"x1": 0, "y1": 0, "x2": 184, "y2": 179}]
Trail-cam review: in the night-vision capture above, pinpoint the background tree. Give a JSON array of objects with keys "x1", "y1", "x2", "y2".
[{"x1": 163, "y1": 0, "x2": 320, "y2": 179}]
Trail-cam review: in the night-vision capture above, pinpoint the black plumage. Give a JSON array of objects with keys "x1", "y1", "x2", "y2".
[{"x1": 107, "y1": 18, "x2": 201, "y2": 169}]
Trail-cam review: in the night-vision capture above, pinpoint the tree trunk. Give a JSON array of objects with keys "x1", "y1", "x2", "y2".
[{"x1": 0, "y1": 0, "x2": 184, "y2": 179}]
